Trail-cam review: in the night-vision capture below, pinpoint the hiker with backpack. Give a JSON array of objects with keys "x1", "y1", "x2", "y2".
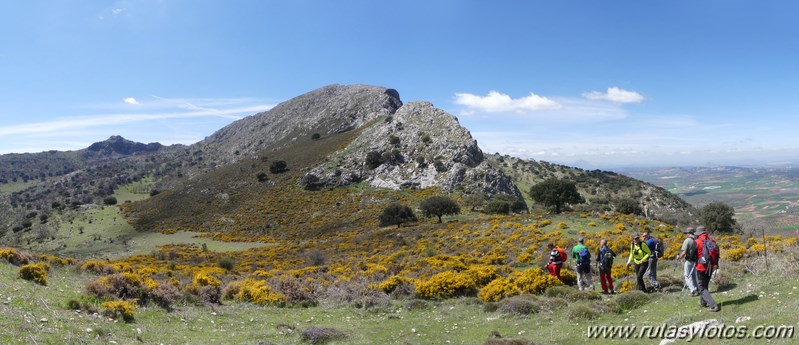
[
  {"x1": 596, "y1": 239, "x2": 616, "y2": 294},
  {"x1": 546, "y1": 243, "x2": 567, "y2": 281},
  {"x1": 675, "y1": 227, "x2": 699, "y2": 296},
  {"x1": 626, "y1": 234, "x2": 651, "y2": 292},
  {"x1": 571, "y1": 238, "x2": 595, "y2": 291},
  {"x1": 694, "y1": 226, "x2": 721, "y2": 312},
  {"x1": 642, "y1": 231, "x2": 663, "y2": 292}
]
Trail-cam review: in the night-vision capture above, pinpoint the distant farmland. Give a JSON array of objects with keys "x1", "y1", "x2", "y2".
[{"x1": 621, "y1": 166, "x2": 799, "y2": 234}]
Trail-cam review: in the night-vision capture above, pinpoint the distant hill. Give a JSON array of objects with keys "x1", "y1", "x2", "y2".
[
  {"x1": 0, "y1": 84, "x2": 698, "y2": 243},
  {"x1": 86, "y1": 135, "x2": 163, "y2": 155},
  {"x1": 620, "y1": 166, "x2": 799, "y2": 233}
]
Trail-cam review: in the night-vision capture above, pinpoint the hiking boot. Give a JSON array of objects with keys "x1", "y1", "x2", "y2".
[
  {"x1": 708, "y1": 306, "x2": 721, "y2": 312},
  {"x1": 609, "y1": 289, "x2": 616, "y2": 294},
  {"x1": 690, "y1": 291, "x2": 700, "y2": 297}
]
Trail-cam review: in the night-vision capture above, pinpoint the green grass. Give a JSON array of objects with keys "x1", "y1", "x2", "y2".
[
  {"x1": 13, "y1": 205, "x2": 268, "y2": 260},
  {"x1": 115, "y1": 176, "x2": 156, "y2": 203},
  {"x1": 0, "y1": 180, "x2": 38, "y2": 193}
]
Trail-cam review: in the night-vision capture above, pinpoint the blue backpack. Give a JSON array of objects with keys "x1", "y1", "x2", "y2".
[{"x1": 577, "y1": 247, "x2": 591, "y2": 264}]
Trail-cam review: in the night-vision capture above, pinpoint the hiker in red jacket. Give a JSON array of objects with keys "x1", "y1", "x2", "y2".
[{"x1": 694, "y1": 226, "x2": 720, "y2": 312}]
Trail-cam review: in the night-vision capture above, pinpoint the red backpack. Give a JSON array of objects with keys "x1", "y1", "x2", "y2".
[
  {"x1": 557, "y1": 247, "x2": 567, "y2": 263},
  {"x1": 695, "y1": 235, "x2": 720, "y2": 272}
]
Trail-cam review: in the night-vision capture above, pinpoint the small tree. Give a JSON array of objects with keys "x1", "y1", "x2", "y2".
[
  {"x1": 311, "y1": 133, "x2": 321, "y2": 140},
  {"x1": 365, "y1": 151, "x2": 384, "y2": 170},
  {"x1": 528, "y1": 178, "x2": 584, "y2": 214},
  {"x1": 420, "y1": 196, "x2": 461, "y2": 223},
  {"x1": 463, "y1": 193, "x2": 487, "y2": 211},
  {"x1": 301, "y1": 173, "x2": 321, "y2": 190},
  {"x1": 700, "y1": 202, "x2": 737, "y2": 233},
  {"x1": 256, "y1": 172, "x2": 268, "y2": 182},
  {"x1": 269, "y1": 160, "x2": 288, "y2": 174},
  {"x1": 483, "y1": 200, "x2": 510, "y2": 215},
  {"x1": 103, "y1": 196, "x2": 118, "y2": 205},
  {"x1": 379, "y1": 204, "x2": 417, "y2": 228},
  {"x1": 614, "y1": 197, "x2": 643, "y2": 215}
]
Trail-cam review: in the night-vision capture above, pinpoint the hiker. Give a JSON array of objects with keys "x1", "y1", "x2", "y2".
[
  {"x1": 546, "y1": 243, "x2": 567, "y2": 281},
  {"x1": 596, "y1": 239, "x2": 616, "y2": 294},
  {"x1": 642, "y1": 231, "x2": 662, "y2": 291},
  {"x1": 626, "y1": 234, "x2": 651, "y2": 292},
  {"x1": 694, "y1": 226, "x2": 721, "y2": 312},
  {"x1": 675, "y1": 227, "x2": 699, "y2": 296},
  {"x1": 571, "y1": 238, "x2": 594, "y2": 291}
]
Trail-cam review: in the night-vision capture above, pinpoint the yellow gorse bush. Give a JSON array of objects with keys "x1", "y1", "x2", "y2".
[
  {"x1": 415, "y1": 271, "x2": 476, "y2": 298},
  {"x1": 477, "y1": 268, "x2": 561, "y2": 302},
  {"x1": 193, "y1": 272, "x2": 222, "y2": 287},
  {"x1": 724, "y1": 247, "x2": 746, "y2": 262},
  {"x1": 101, "y1": 300, "x2": 137, "y2": 322},
  {"x1": 19, "y1": 263, "x2": 49, "y2": 286},
  {"x1": 223, "y1": 279, "x2": 285, "y2": 306}
]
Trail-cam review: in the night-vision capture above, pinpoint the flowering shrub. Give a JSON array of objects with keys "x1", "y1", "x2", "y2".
[
  {"x1": 478, "y1": 276, "x2": 519, "y2": 302},
  {"x1": 611, "y1": 264, "x2": 633, "y2": 279},
  {"x1": 618, "y1": 280, "x2": 635, "y2": 293},
  {"x1": 724, "y1": 247, "x2": 746, "y2": 262},
  {"x1": 377, "y1": 275, "x2": 413, "y2": 293},
  {"x1": 222, "y1": 279, "x2": 286, "y2": 306},
  {"x1": 477, "y1": 268, "x2": 561, "y2": 302},
  {"x1": 80, "y1": 259, "x2": 117, "y2": 275},
  {"x1": 559, "y1": 268, "x2": 577, "y2": 286},
  {"x1": 85, "y1": 273, "x2": 145, "y2": 300},
  {"x1": 0, "y1": 248, "x2": 32, "y2": 265},
  {"x1": 38, "y1": 254, "x2": 73, "y2": 266},
  {"x1": 19, "y1": 263, "x2": 49, "y2": 286},
  {"x1": 415, "y1": 271, "x2": 476, "y2": 298},
  {"x1": 193, "y1": 272, "x2": 222, "y2": 288},
  {"x1": 516, "y1": 252, "x2": 532, "y2": 264},
  {"x1": 101, "y1": 300, "x2": 137, "y2": 322},
  {"x1": 463, "y1": 264, "x2": 500, "y2": 286}
]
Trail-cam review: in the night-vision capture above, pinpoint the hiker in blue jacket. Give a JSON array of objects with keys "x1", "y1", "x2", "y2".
[{"x1": 642, "y1": 231, "x2": 662, "y2": 292}]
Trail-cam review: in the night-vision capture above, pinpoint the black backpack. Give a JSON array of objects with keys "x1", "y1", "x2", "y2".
[
  {"x1": 685, "y1": 238, "x2": 698, "y2": 262},
  {"x1": 599, "y1": 248, "x2": 614, "y2": 271},
  {"x1": 653, "y1": 237, "x2": 665, "y2": 258}
]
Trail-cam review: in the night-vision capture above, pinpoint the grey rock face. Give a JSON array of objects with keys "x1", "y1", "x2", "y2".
[
  {"x1": 308, "y1": 100, "x2": 523, "y2": 197},
  {"x1": 199, "y1": 84, "x2": 402, "y2": 164}
]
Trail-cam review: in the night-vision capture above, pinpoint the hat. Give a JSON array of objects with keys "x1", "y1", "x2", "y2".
[
  {"x1": 696, "y1": 226, "x2": 706, "y2": 234},
  {"x1": 683, "y1": 227, "x2": 695, "y2": 234},
  {"x1": 578, "y1": 238, "x2": 585, "y2": 243}
]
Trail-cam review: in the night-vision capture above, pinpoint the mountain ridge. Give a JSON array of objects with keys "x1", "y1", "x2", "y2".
[{"x1": 0, "y1": 84, "x2": 697, "y2": 242}]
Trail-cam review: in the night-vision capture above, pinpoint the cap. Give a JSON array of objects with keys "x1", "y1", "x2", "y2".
[
  {"x1": 683, "y1": 227, "x2": 695, "y2": 234},
  {"x1": 578, "y1": 238, "x2": 585, "y2": 243},
  {"x1": 696, "y1": 226, "x2": 706, "y2": 234}
]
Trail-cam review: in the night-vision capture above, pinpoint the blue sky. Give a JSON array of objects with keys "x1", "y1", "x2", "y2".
[{"x1": 1, "y1": 1, "x2": 798, "y2": 168}]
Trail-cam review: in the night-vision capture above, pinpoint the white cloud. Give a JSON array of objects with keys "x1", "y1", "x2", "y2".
[
  {"x1": 0, "y1": 97, "x2": 275, "y2": 153},
  {"x1": 453, "y1": 90, "x2": 561, "y2": 113},
  {"x1": 582, "y1": 87, "x2": 644, "y2": 104},
  {"x1": 111, "y1": 8, "x2": 127, "y2": 15},
  {"x1": 124, "y1": 97, "x2": 139, "y2": 105}
]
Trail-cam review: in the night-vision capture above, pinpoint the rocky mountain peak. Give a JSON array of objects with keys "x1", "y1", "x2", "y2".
[
  {"x1": 307, "y1": 98, "x2": 522, "y2": 198},
  {"x1": 86, "y1": 135, "x2": 163, "y2": 155},
  {"x1": 198, "y1": 84, "x2": 402, "y2": 163}
]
